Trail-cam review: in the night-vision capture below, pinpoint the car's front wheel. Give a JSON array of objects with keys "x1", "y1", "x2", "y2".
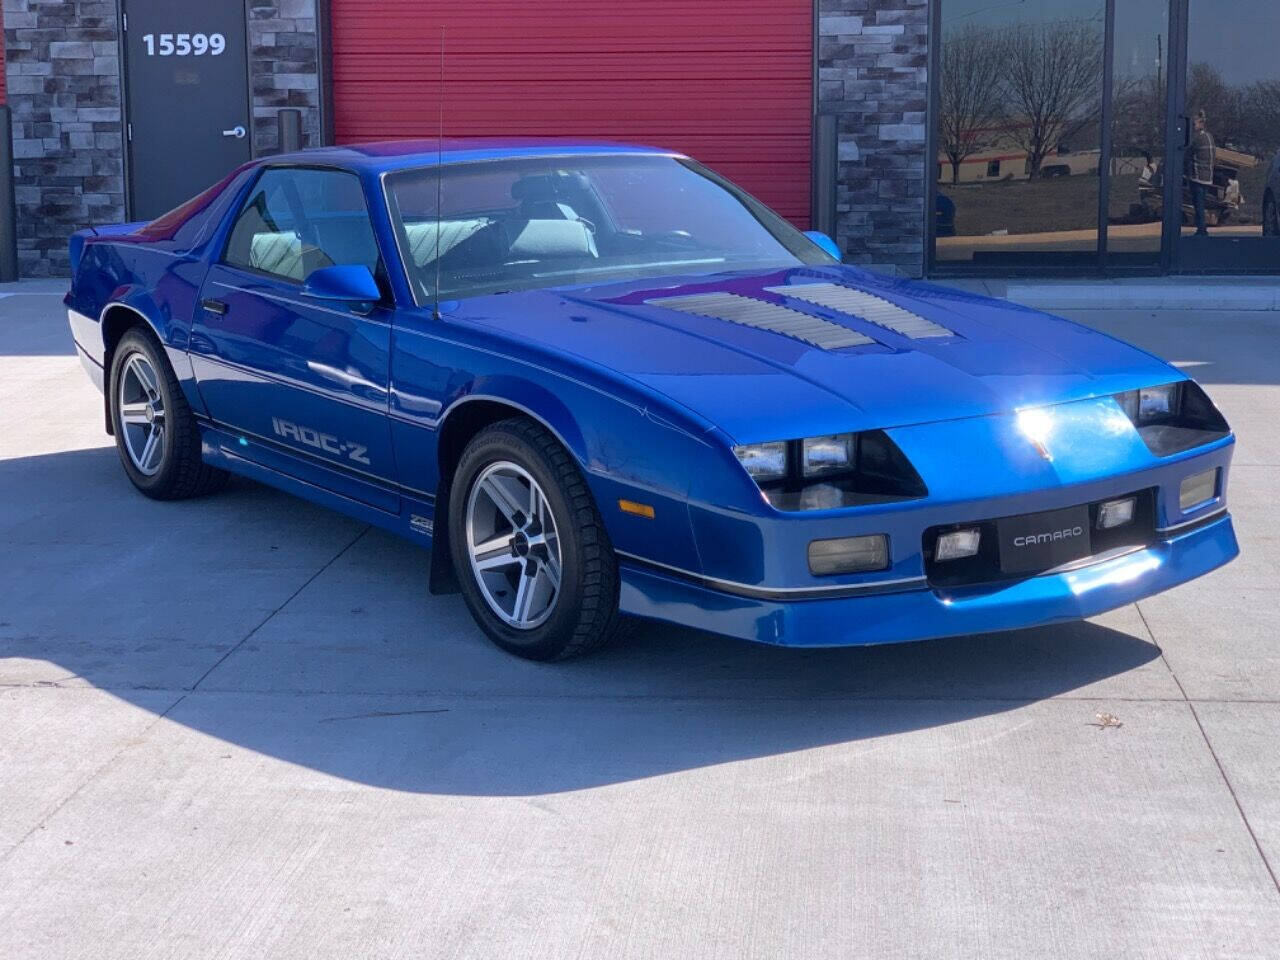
[
  {"x1": 109, "y1": 327, "x2": 227, "y2": 499},
  {"x1": 448, "y1": 418, "x2": 623, "y2": 660}
]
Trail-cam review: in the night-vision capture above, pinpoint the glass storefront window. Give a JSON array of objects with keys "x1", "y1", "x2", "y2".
[
  {"x1": 1107, "y1": 0, "x2": 1170, "y2": 264},
  {"x1": 934, "y1": 1, "x2": 1106, "y2": 266},
  {"x1": 931, "y1": 0, "x2": 1280, "y2": 273},
  {"x1": 1183, "y1": 0, "x2": 1280, "y2": 242}
]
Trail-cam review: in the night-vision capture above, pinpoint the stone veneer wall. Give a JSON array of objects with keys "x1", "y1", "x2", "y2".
[
  {"x1": 247, "y1": 0, "x2": 322, "y2": 155},
  {"x1": 817, "y1": 0, "x2": 930, "y2": 277},
  {"x1": 0, "y1": 0, "x2": 326, "y2": 276},
  {"x1": 3, "y1": 0, "x2": 125, "y2": 277}
]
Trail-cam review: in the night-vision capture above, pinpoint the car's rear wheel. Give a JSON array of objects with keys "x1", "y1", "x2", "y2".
[
  {"x1": 109, "y1": 327, "x2": 227, "y2": 499},
  {"x1": 448, "y1": 418, "x2": 623, "y2": 660},
  {"x1": 1264, "y1": 193, "x2": 1279, "y2": 237}
]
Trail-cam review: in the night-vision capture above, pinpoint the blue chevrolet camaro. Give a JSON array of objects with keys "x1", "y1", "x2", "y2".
[{"x1": 65, "y1": 140, "x2": 1238, "y2": 660}]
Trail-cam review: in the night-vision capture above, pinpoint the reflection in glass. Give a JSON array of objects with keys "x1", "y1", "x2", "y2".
[
  {"x1": 934, "y1": 1, "x2": 1105, "y2": 265},
  {"x1": 1106, "y1": 0, "x2": 1169, "y2": 261},
  {"x1": 1183, "y1": 0, "x2": 1280, "y2": 242}
]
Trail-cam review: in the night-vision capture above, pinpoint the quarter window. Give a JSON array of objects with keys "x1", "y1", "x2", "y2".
[{"x1": 223, "y1": 168, "x2": 381, "y2": 283}]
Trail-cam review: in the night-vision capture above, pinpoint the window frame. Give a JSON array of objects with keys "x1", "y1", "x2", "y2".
[{"x1": 218, "y1": 163, "x2": 384, "y2": 288}]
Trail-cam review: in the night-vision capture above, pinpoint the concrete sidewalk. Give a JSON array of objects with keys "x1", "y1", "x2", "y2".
[
  {"x1": 2, "y1": 288, "x2": 1279, "y2": 958},
  {"x1": 941, "y1": 275, "x2": 1280, "y2": 311}
]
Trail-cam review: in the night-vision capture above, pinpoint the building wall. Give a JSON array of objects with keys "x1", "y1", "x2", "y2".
[
  {"x1": 0, "y1": 2, "x2": 7, "y2": 103},
  {"x1": 1, "y1": 0, "x2": 932, "y2": 278},
  {"x1": 818, "y1": 0, "x2": 929, "y2": 277},
  {"x1": 0, "y1": 0, "x2": 323, "y2": 277},
  {"x1": 247, "y1": 0, "x2": 322, "y2": 155},
  {"x1": 3, "y1": 0, "x2": 125, "y2": 277}
]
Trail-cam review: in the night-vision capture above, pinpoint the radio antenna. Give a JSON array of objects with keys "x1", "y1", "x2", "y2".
[{"x1": 433, "y1": 25, "x2": 444, "y2": 320}]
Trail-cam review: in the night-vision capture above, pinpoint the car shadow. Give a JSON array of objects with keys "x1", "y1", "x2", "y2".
[{"x1": 2, "y1": 446, "x2": 1166, "y2": 797}]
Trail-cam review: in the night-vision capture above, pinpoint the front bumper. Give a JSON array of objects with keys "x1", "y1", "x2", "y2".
[{"x1": 617, "y1": 511, "x2": 1237, "y2": 647}]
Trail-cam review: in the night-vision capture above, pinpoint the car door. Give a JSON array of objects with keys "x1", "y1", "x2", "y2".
[{"x1": 190, "y1": 165, "x2": 399, "y2": 513}]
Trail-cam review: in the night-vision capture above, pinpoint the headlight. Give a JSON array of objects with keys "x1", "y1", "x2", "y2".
[
  {"x1": 1116, "y1": 383, "x2": 1181, "y2": 425},
  {"x1": 802, "y1": 434, "x2": 856, "y2": 477},
  {"x1": 1114, "y1": 381, "x2": 1229, "y2": 456},
  {"x1": 733, "y1": 441, "x2": 787, "y2": 482},
  {"x1": 732, "y1": 430, "x2": 926, "y2": 512},
  {"x1": 1138, "y1": 383, "x2": 1180, "y2": 421}
]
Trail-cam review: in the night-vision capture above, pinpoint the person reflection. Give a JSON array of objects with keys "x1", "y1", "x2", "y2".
[{"x1": 1188, "y1": 110, "x2": 1216, "y2": 236}]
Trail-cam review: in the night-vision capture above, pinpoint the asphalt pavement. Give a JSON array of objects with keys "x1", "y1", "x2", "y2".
[{"x1": 2, "y1": 280, "x2": 1278, "y2": 958}]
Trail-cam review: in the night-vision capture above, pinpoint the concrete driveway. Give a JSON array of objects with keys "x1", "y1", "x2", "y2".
[{"x1": 2, "y1": 282, "x2": 1279, "y2": 958}]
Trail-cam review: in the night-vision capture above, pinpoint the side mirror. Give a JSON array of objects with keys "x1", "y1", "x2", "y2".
[
  {"x1": 804, "y1": 230, "x2": 842, "y2": 261},
  {"x1": 302, "y1": 264, "x2": 381, "y2": 312}
]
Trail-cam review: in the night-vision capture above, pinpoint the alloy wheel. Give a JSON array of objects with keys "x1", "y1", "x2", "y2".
[
  {"x1": 117, "y1": 352, "x2": 166, "y2": 476},
  {"x1": 464, "y1": 460, "x2": 563, "y2": 629}
]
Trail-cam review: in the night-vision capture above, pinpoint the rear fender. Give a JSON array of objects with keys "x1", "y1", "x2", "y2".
[{"x1": 97, "y1": 286, "x2": 207, "y2": 432}]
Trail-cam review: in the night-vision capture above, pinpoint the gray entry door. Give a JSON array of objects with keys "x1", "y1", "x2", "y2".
[{"x1": 121, "y1": 0, "x2": 252, "y2": 220}]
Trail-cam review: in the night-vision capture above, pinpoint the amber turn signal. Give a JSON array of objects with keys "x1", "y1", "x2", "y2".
[{"x1": 618, "y1": 499, "x2": 655, "y2": 519}]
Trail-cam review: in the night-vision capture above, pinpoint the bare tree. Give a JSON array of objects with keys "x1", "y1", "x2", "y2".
[
  {"x1": 1001, "y1": 20, "x2": 1104, "y2": 177},
  {"x1": 1186, "y1": 62, "x2": 1237, "y2": 132},
  {"x1": 1186, "y1": 65, "x2": 1279, "y2": 158},
  {"x1": 1110, "y1": 69, "x2": 1164, "y2": 165},
  {"x1": 939, "y1": 24, "x2": 1007, "y2": 184},
  {"x1": 1239, "y1": 79, "x2": 1280, "y2": 157}
]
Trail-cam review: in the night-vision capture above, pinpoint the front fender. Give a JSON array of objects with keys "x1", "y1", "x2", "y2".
[
  {"x1": 446, "y1": 374, "x2": 592, "y2": 470},
  {"x1": 434, "y1": 373, "x2": 715, "y2": 577}
]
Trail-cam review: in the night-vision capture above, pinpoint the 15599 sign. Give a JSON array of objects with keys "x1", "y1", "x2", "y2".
[{"x1": 141, "y1": 33, "x2": 226, "y2": 57}]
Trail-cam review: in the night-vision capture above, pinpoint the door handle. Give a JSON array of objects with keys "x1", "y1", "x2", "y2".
[
  {"x1": 222, "y1": 125, "x2": 246, "y2": 139},
  {"x1": 202, "y1": 298, "x2": 228, "y2": 315}
]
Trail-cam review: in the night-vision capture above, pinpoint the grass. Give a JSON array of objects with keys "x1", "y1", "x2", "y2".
[
  {"x1": 939, "y1": 160, "x2": 1272, "y2": 239},
  {"x1": 940, "y1": 175, "x2": 1101, "y2": 238}
]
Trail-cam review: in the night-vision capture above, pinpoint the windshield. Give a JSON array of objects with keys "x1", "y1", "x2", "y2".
[{"x1": 384, "y1": 154, "x2": 835, "y2": 301}]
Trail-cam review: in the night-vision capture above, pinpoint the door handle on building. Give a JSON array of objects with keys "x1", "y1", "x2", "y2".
[{"x1": 222, "y1": 125, "x2": 247, "y2": 139}]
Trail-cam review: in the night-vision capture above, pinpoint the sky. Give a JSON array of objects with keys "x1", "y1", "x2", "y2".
[{"x1": 942, "y1": 0, "x2": 1276, "y2": 87}]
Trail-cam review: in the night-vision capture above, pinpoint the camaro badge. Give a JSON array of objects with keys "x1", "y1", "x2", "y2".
[{"x1": 1013, "y1": 526, "x2": 1085, "y2": 548}]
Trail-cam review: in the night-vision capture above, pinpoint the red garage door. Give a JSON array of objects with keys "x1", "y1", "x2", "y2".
[{"x1": 329, "y1": 1, "x2": 813, "y2": 226}]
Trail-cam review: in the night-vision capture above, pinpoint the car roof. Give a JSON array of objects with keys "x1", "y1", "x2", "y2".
[{"x1": 264, "y1": 138, "x2": 683, "y2": 174}]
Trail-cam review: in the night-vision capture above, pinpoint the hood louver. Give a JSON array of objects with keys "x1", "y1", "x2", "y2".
[
  {"x1": 646, "y1": 292, "x2": 874, "y2": 351},
  {"x1": 767, "y1": 282, "x2": 955, "y2": 340}
]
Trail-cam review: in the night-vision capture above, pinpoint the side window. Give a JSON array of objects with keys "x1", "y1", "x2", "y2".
[{"x1": 223, "y1": 168, "x2": 381, "y2": 283}]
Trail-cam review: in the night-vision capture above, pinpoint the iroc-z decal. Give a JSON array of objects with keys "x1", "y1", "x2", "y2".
[{"x1": 271, "y1": 417, "x2": 371, "y2": 466}]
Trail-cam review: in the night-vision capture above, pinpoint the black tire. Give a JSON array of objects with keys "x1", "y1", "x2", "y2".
[
  {"x1": 108, "y1": 327, "x2": 227, "y2": 500},
  {"x1": 448, "y1": 417, "x2": 623, "y2": 661}
]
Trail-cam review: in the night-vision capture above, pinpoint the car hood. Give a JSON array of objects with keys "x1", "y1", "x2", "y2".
[{"x1": 442, "y1": 265, "x2": 1180, "y2": 443}]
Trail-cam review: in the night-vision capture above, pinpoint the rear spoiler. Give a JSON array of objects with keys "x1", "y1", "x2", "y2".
[{"x1": 68, "y1": 221, "x2": 148, "y2": 274}]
